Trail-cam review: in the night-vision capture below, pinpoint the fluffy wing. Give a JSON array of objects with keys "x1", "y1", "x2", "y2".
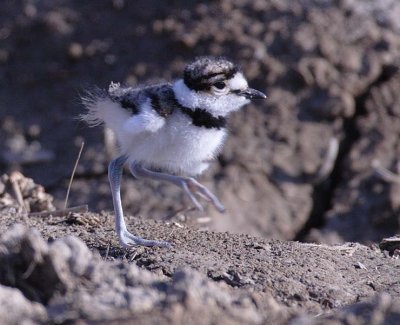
[{"x1": 122, "y1": 99, "x2": 166, "y2": 135}]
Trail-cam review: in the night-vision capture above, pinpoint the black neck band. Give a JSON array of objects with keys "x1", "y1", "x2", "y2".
[
  {"x1": 151, "y1": 86, "x2": 227, "y2": 129},
  {"x1": 179, "y1": 106, "x2": 227, "y2": 129},
  {"x1": 167, "y1": 91, "x2": 226, "y2": 129}
]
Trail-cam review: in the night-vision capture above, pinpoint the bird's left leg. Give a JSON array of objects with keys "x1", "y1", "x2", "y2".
[
  {"x1": 129, "y1": 162, "x2": 225, "y2": 213},
  {"x1": 108, "y1": 155, "x2": 171, "y2": 248}
]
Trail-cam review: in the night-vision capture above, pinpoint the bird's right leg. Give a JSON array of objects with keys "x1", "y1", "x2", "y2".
[
  {"x1": 129, "y1": 162, "x2": 225, "y2": 213},
  {"x1": 108, "y1": 155, "x2": 171, "y2": 248}
]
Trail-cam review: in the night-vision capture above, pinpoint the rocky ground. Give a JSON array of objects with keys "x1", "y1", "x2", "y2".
[
  {"x1": 0, "y1": 174, "x2": 399, "y2": 324},
  {"x1": 1, "y1": 0, "x2": 400, "y2": 324}
]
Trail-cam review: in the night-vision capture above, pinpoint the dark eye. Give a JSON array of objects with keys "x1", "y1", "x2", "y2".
[{"x1": 213, "y1": 81, "x2": 226, "y2": 90}]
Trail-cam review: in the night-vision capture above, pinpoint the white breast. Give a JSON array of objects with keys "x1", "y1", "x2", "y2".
[{"x1": 122, "y1": 113, "x2": 227, "y2": 176}]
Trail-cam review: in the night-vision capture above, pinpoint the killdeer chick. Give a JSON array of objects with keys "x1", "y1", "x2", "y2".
[{"x1": 81, "y1": 56, "x2": 266, "y2": 248}]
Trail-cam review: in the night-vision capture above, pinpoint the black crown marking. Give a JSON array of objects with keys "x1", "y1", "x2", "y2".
[{"x1": 184, "y1": 56, "x2": 239, "y2": 91}]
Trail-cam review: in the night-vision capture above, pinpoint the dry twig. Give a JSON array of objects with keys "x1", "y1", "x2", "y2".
[
  {"x1": 28, "y1": 204, "x2": 88, "y2": 217},
  {"x1": 309, "y1": 137, "x2": 339, "y2": 184},
  {"x1": 64, "y1": 141, "x2": 85, "y2": 209},
  {"x1": 372, "y1": 159, "x2": 400, "y2": 183},
  {"x1": 302, "y1": 242, "x2": 359, "y2": 256},
  {"x1": 105, "y1": 242, "x2": 111, "y2": 260},
  {"x1": 9, "y1": 171, "x2": 28, "y2": 212},
  {"x1": 197, "y1": 217, "x2": 212, "y2": 224}
]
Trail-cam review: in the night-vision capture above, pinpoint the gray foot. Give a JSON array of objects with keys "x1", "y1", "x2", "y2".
[{"x1": 119, "y1": 229, "x2": 172, "y2": 249}]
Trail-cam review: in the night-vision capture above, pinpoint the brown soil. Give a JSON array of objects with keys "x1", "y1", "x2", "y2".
[
  {"x1": 1, "y1": 0, "x2": 400, "y2": 324},
  {"x1": 0, "y1": 175, "x2": 400, "y2": 324}
]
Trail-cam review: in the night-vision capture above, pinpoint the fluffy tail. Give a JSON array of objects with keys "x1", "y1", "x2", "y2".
[
  {"x1": 79, "y1": 86, "x2": 109, "y2": 127},
  {"x1": 80, "y1": 83, "x2": 130, "y2": 139}
]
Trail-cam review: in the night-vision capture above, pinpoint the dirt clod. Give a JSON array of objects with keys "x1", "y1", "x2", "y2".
[{"x1": 2, "y1": 0, "x2": 400, "y2": 323}]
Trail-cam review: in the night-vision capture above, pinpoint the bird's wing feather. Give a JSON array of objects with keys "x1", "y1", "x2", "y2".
[{"x1": 122, "y1": 99, "x2": 166, "y2": 135}]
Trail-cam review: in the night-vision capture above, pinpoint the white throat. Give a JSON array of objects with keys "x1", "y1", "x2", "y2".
[{"x1": 172, "y1": 79, "x2": 250, "y2": 117}]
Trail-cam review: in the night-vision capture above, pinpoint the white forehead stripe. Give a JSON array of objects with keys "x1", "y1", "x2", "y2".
[{"x1": 227, "y1": 72, "x2": 248, "y2": 90}]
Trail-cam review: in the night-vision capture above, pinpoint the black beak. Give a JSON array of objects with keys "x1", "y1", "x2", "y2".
[{"x1": 241, "y1": 88, "x2": 267, "y2": 100}]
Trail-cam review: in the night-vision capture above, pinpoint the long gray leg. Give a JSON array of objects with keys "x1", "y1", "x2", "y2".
[
  {"x1": 129, "y1": 162, "x2": 225, "y2": 213},
  {"x1": 108, "y1": 155, "x2": 171, "y2": 248}
]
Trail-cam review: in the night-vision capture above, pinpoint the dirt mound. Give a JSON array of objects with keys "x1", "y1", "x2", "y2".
[
  {"x1": 0, "y1": 216, "x2": 399, "y2": 324},
  {"x1": 0, "y1": 224, "x2": 265, "y2": 324},
  {"x1": 0, "y1": 174, "x2": 399, "y2": 323},
  {"x1": 0, "y1": 172, "x2": 55, "y2": 214}
]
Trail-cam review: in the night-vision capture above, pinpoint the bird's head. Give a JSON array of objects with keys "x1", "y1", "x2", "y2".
[{"x1": 173, "y1": 57, "x2": 266, "y2": 116}]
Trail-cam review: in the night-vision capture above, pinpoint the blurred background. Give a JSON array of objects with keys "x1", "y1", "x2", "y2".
[{"x1": 1, "y1": 0, "x2": 400, "y2": 244}]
